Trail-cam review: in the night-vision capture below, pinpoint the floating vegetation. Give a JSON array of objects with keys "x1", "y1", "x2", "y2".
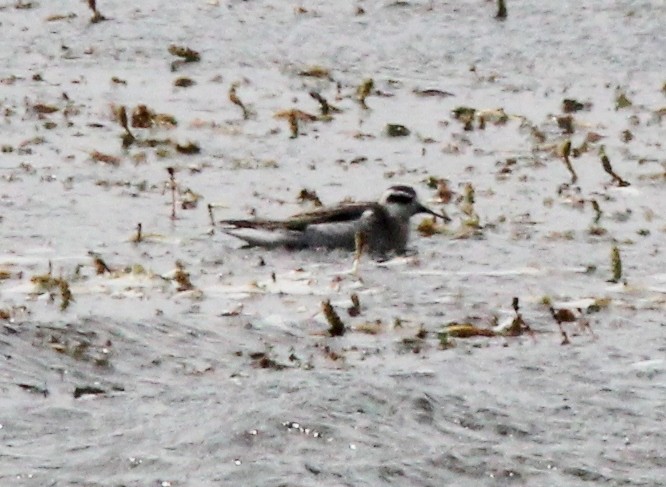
[
  {"x1": 309, "y1": 91, "x2": 341, "y2": 117},
  {"x1": 17, "y1": 383, "x2": 49, "y2": 397},
  {"x1": 87, "y1": 0, "x2": 107, "y2": 23},
  {"x1": 412, "y1": 88, "x2": 454, "y2": 98},
  {"x1": 180, "y1": 188, "x2": 201, "y2": 210},
  {"x1": 89, "y1": 251, "x2": 112, "y2": 275},
  {"x1": 587, "y1": 199, "x2": 606, "y2": 235},
  {"x1": 599, "y1": 146, "x2": 630, "y2": 186},
  {"x1": 562, "y1": 98, "x2": 591, "y2": 113},
  {"x1": 275, "y1": 109, "x2": 318, "y2": 138},
  {"x1": 132, "y1": 223, "x2": 143, "y2": 243},
  {"x1": 167, "y1": 167, "x2": 177, "y2": 220},
  {"x1": 32, "y1": 103, "x2": 59, "y2": 115},
  {"x1": 620, "y1": 129, "x2": 633, "y2": 143},
  {"x1": 173, "y1": 262, "x2": 195, "y2": 292},
  {"x1": 174, "y1": 77, "x2": 195, "y2": 88},
  {"x1": 452, "y1": 106, "x2": 476, "y2": 131},
  {"x1": 250, "y1": 352, "x2": 287, "y2": 370},
  {"x1": 229, "y1": 82, "x2": 250, "y2": 120},
  {"x1": 441, "y1": 322, "x2": 495, "y2": 339},
  {"x1": 556, "y1": 115, "x2": 575, "y2": 134},
  {"x1": 609, "y1": 244, "x2": 623, "y2": 283},
  {"x1": 168, "y1": 44, "x2": 200, "y2": 71},
  {"x1": 347, "y1": 294, "x2": 361, "y2": 317},
  {"x1": 495, "y1": 0, "x2": 507, "y2": 19},
  {"x1": 357, "y1": 78, "x2": 374, "y2": 109},
  {"x1": 322, "y1": 300, "x2": 345, "y2": 337},
  {"x1": 615, "y1": 91, "x2": 632, "y2": 110},
  {"x1": 417, "y1": 216, "x2": 444, "y2": 237},
  {"x1": 385, "y1": 124, "x2": 410, "y2": 137},
  {"x1": 131, "y1": 104, "x2": 153, "y2": 128},
  {"x1": 116, "y1": 105, "x2": 135, "y2": 147},
  {"x1": 31, "y1": 271, "x2": 73, "y2": 311},
  {"x1": 297, "y1": 188, "x2": 323, "y2": 207},
  {"x1": 127, "y1": 104, "x2": 177, "y2": 129},
  {"x1": 73, "y1": 386, "x2": 106, "y2": 399},
  {"x1": 90, "y1": 150, "x2": 120, "y2": 166},
  {"x1": 558, "y1": 139, "x2": 577, "y2": 183},
  {"x1": 549, "y1": 306, "x2": 573, "y2": 345},
  {"x1": 298, "y1": 66, "x2": 331, "y2": 79},
  {"x1": 459, "y1": 182, "x2": 480, "y2": 230},
  {"x1": 502, "y1": 297, "x2": 532, "y2": 337},
  {"x1": 175, "y1": 141, "x2": 200, "y2": 154}
]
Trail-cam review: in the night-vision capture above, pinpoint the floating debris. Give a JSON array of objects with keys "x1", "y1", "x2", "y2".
[
  {"x1": 412, "y1": 88, "x2": 454, "y2": 98},
  {"x1": 251, "y1": 352, "x2": 287, "y2": 370},
  {"x1": 609, "y1": 244, "x2": 623, "y2": 283},
  {"x1": 73, "y1": 386, "x2": 106, "y2": 399},
  {"x1": 502, "y1": 297, "x2": 532, "y2": 336},
  {"x1": 180, "y1": 188, "x2": 201, "y2": 210},
  {"x1": 352, "y1": 230, "x2": 367, "y2": 275},
  {"x1": 322, "y1": 300, "x2": 345, "y2": 337},
  {"x1": 229, "y1": 82, "x2": 250, "y2": 120},
  {"x1": 556, "y1": 115, "x2": 575, "y2": 134},
  {"x1": 274, "y1": 109, "x2": 318, "y2": 138},
  {"x1": 175, "y1": 141, "x2": 200, "y2": 154},
  {"x1": 549, "y1": 306, "x2": 573, "y2": 345},
  {"x1": 452, "y1": 106, "x2": 476, "y2": 131},
  {"x1": 297, "y1": 188, "x2": 323, "y2": 207},
  {"x1": 174, "y1": 77, "x2": 196, "y2": 88},
  {"x1": 441, "y1": 322, "x2": 495, "y2": 338},
  {"x1": 87, "y1": 0, "x2": 107, "y2": 23},
  {"x1": 385, "y1": 124, "x2": 410, "y2": 137},
  {"x1": 165, "y1": 260, "x2": 195, "y2": 292},
  {"x1": 17, "y1": 383, "x2": 49, "y2": 397},
  {"x1": 298, "y1": 66, "x2": 331, "y2": 79},
  {"x1": 347, "y1": 294, "x2": 361, "y2": 317},
  {"x1": 357, "y1": 78, "x2": 374, "y2": 109},
  {"x1": 558, "y1": 139, "x2": 578, "y2": 184},
  {"x1": 309, "y1": 91, "x2": 341, "y2": 117},
  {"x1": 167, "y1": 167, "x2": 177, "y2": 220},
  {"x1": 459, "y1": 182, "x2": 480, "y2": 230},
  {"x1": 495, "y1": 0, "x2": 507, "y2": 19},
  {"x1": 599, "y1": 146, "x2": 630, "y2": 186},
  {"x1": 168, "y1": 44, "x2": 200, "y2": 71},
  {"x1": 31, "y1": 271, "x2": 74, "y2": 311},
  {"x1": 116, "y1": 105, "x2": 135, "y2": 147},
  {"x1": 562, "y1": 98, "x2": 591, "y2": 113},
  {"x1": 131, "y1": 104, "x2": 153, "y2": 128},
  {"x1": 615, "y1": 91, "x2": 632, "y2": 110},
  {"x1": 32, "y1": 103, "x2": 59, "y2": 115},
  {"x1": 132, "y1": 223, "x2": 143, "y2": 243},
  {"x1": 89, "y1": 251, "x2": 112, "y2": 275}
]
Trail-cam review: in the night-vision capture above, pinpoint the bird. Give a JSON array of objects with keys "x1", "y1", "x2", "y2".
[{"x1": 219, "y1": 185, "x2": 449, "y2": 256}]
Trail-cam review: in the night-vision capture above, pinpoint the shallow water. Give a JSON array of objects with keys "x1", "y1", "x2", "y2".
[{"x1": 1, "y1": 0, "x2": 665, "y2": 485}]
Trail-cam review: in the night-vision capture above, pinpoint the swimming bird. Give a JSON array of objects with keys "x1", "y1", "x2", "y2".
[{"x1": 220, "y1": 185, "x2": 449, "y2": 256}]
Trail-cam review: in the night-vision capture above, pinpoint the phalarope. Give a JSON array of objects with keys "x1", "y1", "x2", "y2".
[{"x1": 220, "y1": 185, "x2": 449, "y2": 256}]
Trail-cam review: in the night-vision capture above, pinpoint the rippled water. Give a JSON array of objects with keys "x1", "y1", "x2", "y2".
[{"x1": 1, "y1": 0, "x2": 665, "y2": 485}]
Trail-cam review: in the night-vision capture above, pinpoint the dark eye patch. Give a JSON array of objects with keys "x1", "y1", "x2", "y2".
[
  {"x1": 389, "y1": 185, "x2": 416, "y2": 197},
  {"x1": 386, "y1": 193, "x2": 414, "y2": 204}
]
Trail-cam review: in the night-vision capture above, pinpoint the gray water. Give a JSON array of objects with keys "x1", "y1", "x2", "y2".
[{"x1": 1, "y1": 0, "x2": 665, "y2": 485}]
